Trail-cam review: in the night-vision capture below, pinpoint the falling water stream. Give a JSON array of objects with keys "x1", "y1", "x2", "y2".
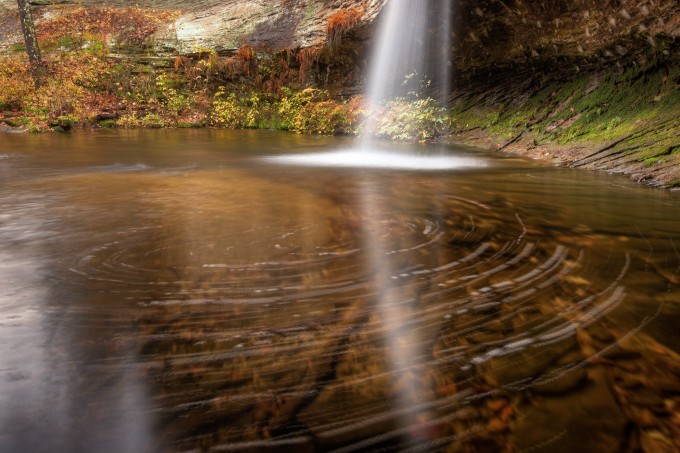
[
  {"x1": 362, "y1": 0, "x2": 452, "y2": 140},
  {"x1": 271, "y1": 0, "x2": 455, "y2": 170}
]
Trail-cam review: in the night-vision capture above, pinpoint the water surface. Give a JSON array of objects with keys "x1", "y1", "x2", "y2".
[{"x1": 1, "y1": 130, "x2": 679, "y2": 452}]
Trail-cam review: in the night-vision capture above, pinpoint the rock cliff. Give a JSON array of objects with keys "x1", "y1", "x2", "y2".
[
  {"x1": 2, "y1": 0, "x2": 678, "y2": 79},
  {"x1": 0, "y1": 0, "x2": 384, "y2": 54}
]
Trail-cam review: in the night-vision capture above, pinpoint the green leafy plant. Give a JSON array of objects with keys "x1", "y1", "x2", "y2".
[{"x1": 375, "y1": 97, "x2": 448, "y2": 142}]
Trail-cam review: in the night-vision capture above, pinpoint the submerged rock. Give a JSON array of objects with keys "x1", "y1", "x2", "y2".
[
  {"x1": 512, "y1": 369, "x2": 628, "y2": 453},
  {"x1": 476, "y1": 337, "x2": 577, "y2": 388}
]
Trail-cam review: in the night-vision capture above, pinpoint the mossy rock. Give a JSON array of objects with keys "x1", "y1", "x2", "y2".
[
  {"x1": 98, "y1": 119, "x2": 117, "y2": 128},
  {"x1": 50, "y1": 116, "x2": 78, "y2": 132}
]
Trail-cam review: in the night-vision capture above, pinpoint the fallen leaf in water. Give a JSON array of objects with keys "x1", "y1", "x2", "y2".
[
  {"x1": 576, "y1": 329, "x2": 598, "y2": 357},
  {"x1": 500, "y1": 405, "x2": 514, "y2": 423},
  {"x1": 664, "y1": 399, "x2": 677, "y2": 412},
  {"x1": 640, "y1": 430, "x2": 675, "y2": 453},
  {"x1": 409, "y1": 419, "x2": 446, "y2": 441},
  {"x1": 486, "y1": 398, "x2": 507, "y2": 412},
  {"x1": 672, "y1": 411, "x2": 680, "y2": 427},
  {"x1": 438, "y1": 383, "x2": 458, "y2": 396},
  {"x1": 631, "y1": 407, "x2": 658, "y2": 428},
  {"x1": 487, "y1": 418, "x2": 506, "y2": 432},
  {"x1": 564, "y1": 275, "x2": 590, "y2": 286},
  {"x1": 553, "y1": 296, "x2": 568, "y2": 310}
]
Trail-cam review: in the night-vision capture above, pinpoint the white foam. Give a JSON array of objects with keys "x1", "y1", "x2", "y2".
[{"x1": 264, "y1": 149, "x2": 487, "y2": 171}]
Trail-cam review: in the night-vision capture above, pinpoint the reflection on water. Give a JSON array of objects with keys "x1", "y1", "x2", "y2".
[{"x1": 0, "y1": 130, "x2": 679, "y2": 452}]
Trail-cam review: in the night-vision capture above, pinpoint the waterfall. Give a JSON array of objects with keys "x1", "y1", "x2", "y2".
[
  {"x1": 361, "y1": 0, "x2": 454, "y2": 146},
  {"x1": 265, "y1": 0, "x2": 485, "y2": 171}
]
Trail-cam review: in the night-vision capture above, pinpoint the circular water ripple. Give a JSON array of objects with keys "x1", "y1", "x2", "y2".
[{"x1": 61, "y1": 192, "x2": 634, "y2": 452}]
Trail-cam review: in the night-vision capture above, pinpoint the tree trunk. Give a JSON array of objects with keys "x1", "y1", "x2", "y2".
[{"x1": 16, "y1": 0, "x2": 42, "y2": 86}]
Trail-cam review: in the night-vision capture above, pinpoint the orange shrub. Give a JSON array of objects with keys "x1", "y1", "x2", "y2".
[
  {"x1": 0, "y1": 56, "x2": 33, "y2": 110},
  {"x1": 297, "y1": 45, "x2": 323, "y2": 82},
  {"x1": 225, "y1": 45, "x2": 257, "y2": 76},
  {"x1": 326, "y1": 7, "x2": 363, "y2": 46},
  {"x1": 235, "y1": 44, "x2": 255, "y2": 62}
]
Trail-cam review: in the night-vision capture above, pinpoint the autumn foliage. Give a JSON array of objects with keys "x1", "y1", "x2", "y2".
[
  {"x1": 297, "y1": 45, "x2": 323, "y2": 82},
  {"x1": 0, "y1": 5, "x2": 371, "y2": 135},
  {"x1": 326, "y1": 7, "x2": 363, "y2": 46},
  {"x1": 227, "y1": 45, "x2": 256, "y2": 76},
  {"x1": 0, "y1": 57, "x2": 32, "y2": 111}
]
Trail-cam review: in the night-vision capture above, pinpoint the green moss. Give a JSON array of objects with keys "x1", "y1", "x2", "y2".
[
  {"x1": 450, "y1": 104, "x2": 501, "y2": 131},
  {"x1": 28, "y1": 122, "x2": 48, "y2": 133},
  {"x1": 456, "y1": 58, "x2": 679, "y2": 154},
  {"x1": 98, "y1": 119, "x2": 117, "y2": 128},
  {"x1": 182, "y1": 121, "x2": 206, "y2": 128}
]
